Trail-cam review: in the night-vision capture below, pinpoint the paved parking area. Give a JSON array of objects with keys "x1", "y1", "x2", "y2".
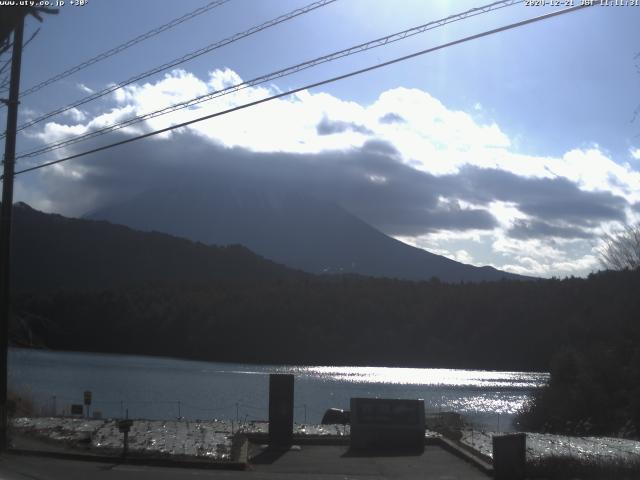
[
  {"x1": 0, "y1": 444, "x2": 489, "y2": 479},
  {"x1": 249, "y1": 444, "x2": 490, "y2": 479}
]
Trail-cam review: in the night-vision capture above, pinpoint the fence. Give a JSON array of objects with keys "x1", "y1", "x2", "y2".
[{"x1": 36, "y1": 395, "x2": 328, "y2": 425}]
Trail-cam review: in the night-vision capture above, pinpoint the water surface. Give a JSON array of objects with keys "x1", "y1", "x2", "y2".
[{"x1": 10, "y1": 348, "x2": 547, "y2": 431}]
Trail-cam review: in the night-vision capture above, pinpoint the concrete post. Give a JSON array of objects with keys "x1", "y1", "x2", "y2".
[
  {"x1": 492, "y1": 432, "x2": 526, "y2": 480},
  {"x1": 268, "y1": 374, "x2": 294, "y2": 447}
]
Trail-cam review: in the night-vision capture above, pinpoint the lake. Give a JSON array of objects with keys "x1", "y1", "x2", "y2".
[{"x1": 9, "y1": 348, "x2": 548, "y2": 432}]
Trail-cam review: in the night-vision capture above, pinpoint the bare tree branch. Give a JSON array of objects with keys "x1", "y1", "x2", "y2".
[{"x1": 599, "y1": 223, "x2": 640, "y2": 270}]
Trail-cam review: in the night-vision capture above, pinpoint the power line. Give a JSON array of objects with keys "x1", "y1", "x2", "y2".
[
  {"x1": 15, "y1": 0, "x2": 522, "y2": 160},
  {"x1": 10, "y1": 4, "x2": 594, "y2": 178},
  {"x1": 1, "y1": 0, "x2": 337, "y2": 139},
  {"x1": 0, "y1": 27, "x2": 40, "y2": 94},
  {"x1": 9, "y1": 0, "x2": 232, "y2": 101}
]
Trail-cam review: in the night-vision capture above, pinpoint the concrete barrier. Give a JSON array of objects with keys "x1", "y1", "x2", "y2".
[
  {"x1": 350, "y1": 398, "x2": 425, "y2": 451},
  {"x1": 492, "y1": 432, "x2": 526, "y2": 480}
]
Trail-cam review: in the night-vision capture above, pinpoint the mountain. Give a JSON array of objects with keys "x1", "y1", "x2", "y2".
[
  {"x1": 10, "y1": 202, "x2": 300, "y2": 291},
  {"x1": 87, "y1": 180, "x2": 526, "y2": 283}
]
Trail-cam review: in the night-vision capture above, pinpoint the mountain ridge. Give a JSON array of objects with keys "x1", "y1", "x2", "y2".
[
  {"x1": 86, "y1": 181, "x2": 527, "y2": 283},
  {"x1": 10, "y1": 202, "x2": 301, "y2": 291}
]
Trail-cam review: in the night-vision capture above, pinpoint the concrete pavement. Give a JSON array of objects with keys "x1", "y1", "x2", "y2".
[{"x1": 0, "y1": 444, "x2": 490, "y2": 479}]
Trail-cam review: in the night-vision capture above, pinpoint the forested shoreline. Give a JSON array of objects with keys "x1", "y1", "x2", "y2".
[
  {"x1": 10, "y1": 268, "x2": 640, "y2": 439},
  {"x1": 13, "y1": 269, "x2": 639, "y2": 369}
]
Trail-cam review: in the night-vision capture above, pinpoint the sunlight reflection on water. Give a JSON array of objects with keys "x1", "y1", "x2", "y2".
[
  {"x1": 267, "y1": 364, "x2": 547, "y2": 423},
  {"x1": 442, "y1": 393, "x2": 531, "y2": 415},
  {"x1": 273, "y1": 365, "x2": 548, "y2": 389},
  {"x1": 11, "y1": 349, "x2": 548, "y2": 430}
]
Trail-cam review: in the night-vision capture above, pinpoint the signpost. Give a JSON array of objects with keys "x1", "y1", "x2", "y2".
[
  {"x1": 83, "y1": 390, "x2": 92, "y2": 418},
  {"x1": 70, "y1": 404, "x2": 84, "y2": 416},
  {"x1": 118, "y1": 413, "x2": 133, "y2": 459}
]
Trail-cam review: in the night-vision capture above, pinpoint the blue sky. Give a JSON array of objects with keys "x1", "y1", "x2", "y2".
[{"x1": 4, "y1": 0, "x2": 640, "y2": 277}]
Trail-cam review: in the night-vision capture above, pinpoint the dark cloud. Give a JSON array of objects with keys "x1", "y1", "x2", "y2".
[
  {"x1": 360, "y1": 139, "x2": 400, "y2": 156},
  {"x1": 427, "y1": 203, "x2": 497, "y2": 232},
  {"x1": 508, "y1": 220, "x2": 595, "y2": 240},
  {"x1": 21, "y1": 129, "x2": 630, "y2": 240},
  {"x1": 379, "y1": 112, "x2": 406, "y2": 124},
  {"x1": 316, "y1": 116, "x2": 373, "y2": 136},
  {"x1": 444, "y1": 166, "x2": 628, "y2": 226},
  {"x1": 377, "y1": 203, "x2": 497, "y2": 237}
]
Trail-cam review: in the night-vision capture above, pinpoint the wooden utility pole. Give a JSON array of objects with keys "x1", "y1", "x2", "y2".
[{"x1": 0, "y1": 14, "x2": 25, "y2": 451}]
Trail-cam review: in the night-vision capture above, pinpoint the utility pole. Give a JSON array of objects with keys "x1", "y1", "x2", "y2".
[{"x1": 0, "y1": 13, "x2": 24, "y2": 452}]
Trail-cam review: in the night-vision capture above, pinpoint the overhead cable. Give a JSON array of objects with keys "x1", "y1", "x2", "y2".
[
  {"x1": 2, "y1": 0, "x2": 337, "y2": 138},
  {"x1": 16, "y1": 0, "x2": 521, "y2": 160},
  {"x1": 10, "y1": 4, "x2": 594, "y2": 178},
  {"x1": 13, "y1": 0, "x2": 232, "y2": 100}
]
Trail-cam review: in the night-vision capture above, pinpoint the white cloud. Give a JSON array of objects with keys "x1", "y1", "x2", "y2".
[
  {"x1": 207, "y1": 68, "x2": 243, "y2": 91},
  {"x1": 62, "y1": 107, "x2": 86, "y2": 122},
  {"x1": 500, "y1": 253, "x2": 600, "y2": 278},
  {"x1": 25, "y1": 68, "x2": 639, "y2": 278},
  {"x1": 451, "y1": 249, "x2": 474, "y2": 264},
  {"x1": 35, "y1": 122, "x2": 87, "y2": 144},
  {"x1": 77, "y1": 83, "x2": 94, "y2": 94},
  {"x1": 488, "y1": 201, "x2": 527, "y2": 228}
]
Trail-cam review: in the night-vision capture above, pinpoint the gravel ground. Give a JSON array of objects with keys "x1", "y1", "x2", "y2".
[
  {"x1": 19, "y1": 416, "x2": 635, "y2": 466},
  {"x1": 11, "y1": 417, "x2": 352, "y2": 460},
  {"x1": 460, "y1": 428, "x2": 640, "y2": 464}
]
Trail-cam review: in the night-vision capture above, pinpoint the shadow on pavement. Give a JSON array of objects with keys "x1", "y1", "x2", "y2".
[
  {"x1": 342, "y1": 446, "x2": 425, "y2": 458},
  {"x1": 250, "y1": 446, "x2": 290, "y2": 465}
]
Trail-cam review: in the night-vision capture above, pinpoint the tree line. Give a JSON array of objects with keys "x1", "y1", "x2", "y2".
[{"x1": 12, "y1": 267, "x2": 640, "y2": 437}]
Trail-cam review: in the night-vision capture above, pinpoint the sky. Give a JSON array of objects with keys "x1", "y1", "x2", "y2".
[{"x1": 3, "y1": 0, "x2": 640, "y2": 278}]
